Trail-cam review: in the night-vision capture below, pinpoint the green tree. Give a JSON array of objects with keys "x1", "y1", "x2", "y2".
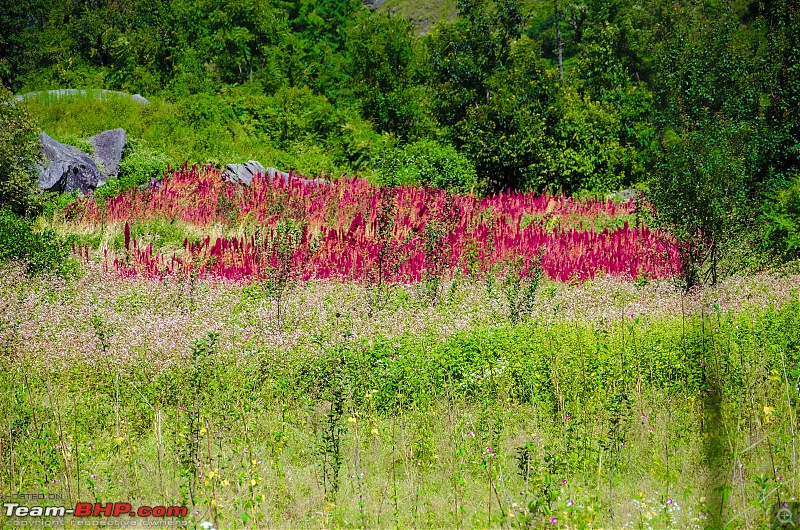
[
  {"x1": 428, "y1": 0, "x2": 514, "y2": 129},
  {"x1": 648, "y1": 3, "x2": 766, "y2": 288},
  {"x1": 654, "y1": 3, "x2": 760, "y2": 131},
  {"x1": 572, "y1": 18, "x2": 657, "y2": 190},
  {"x1": 198, "y1": 0, "x2": 285, "y2": 87},
  {"x1": 454, "y1": 35, "x2": 558, "y2": 192},
  {"x1": 429, "y1": 0, "x2": 561, "y2": 192},
  {"x1": 761, "y1": 0, "x2": 800, "y2": 188},
  {"x1": 274, "y1": 0, "x2": 364, "y2": 97},
  {"x1": 278, "y1": 0, "x2": 363, "y2": 50},
  {"x1": 0, "y1": 0, "x2": 49, "y2": 89},
  {"x1": 650, "y1": 120, "x2": 757, "y2": 289},
  {"x1": 345, "y1": 13, "x2": 428, "y2": 140},
  {"x1": 757, "y1": 0, "x2": 800, "y2": 264},
  {"x1": 545, "y1": 87, "x2": 640, "y2": 193},
  {"x1": 103, "y1": 0, "x2": 180, "y2": 94}
]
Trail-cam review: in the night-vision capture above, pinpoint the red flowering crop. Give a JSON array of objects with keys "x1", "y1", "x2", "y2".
[{"x1": 68, "y1": 166, "x2": 679, "y2": 283}]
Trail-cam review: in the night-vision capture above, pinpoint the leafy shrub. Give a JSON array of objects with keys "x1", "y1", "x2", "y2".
[
  {"x1": 0, "y1": 208, "x2": 71, "y2": 275},
  {"x1": 274, "y1": 145, "x2": 341, "y2": 180},
  {"x1": 56, "y1": 133, "x2": 94, "y2": 155},
  {"x1": 179, "y1": 92, "x2": 237, "y2": 129},
  {"x1": 764, "y1": 175, "x2": 800, "y2": 262},
  {"x1": 94, "y1": 141, "x2": 170, "y2": 202},
  {"x1": 119, "y1": 141, "x2": 170, "y2": 183},
  {"x1": 41, "y1": 190, "x2": 81, "y2": 220},
  {"x1": 0, "y1": 86, "x2": 42, "y2": 215},
  {"x1": 379, "y1": 139, "x2": 479, "y2": 193}
]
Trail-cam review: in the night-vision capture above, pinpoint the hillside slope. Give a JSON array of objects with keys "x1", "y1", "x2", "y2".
[{"x1": 375, "y1": 0, "x2": 548, "y2": 34}]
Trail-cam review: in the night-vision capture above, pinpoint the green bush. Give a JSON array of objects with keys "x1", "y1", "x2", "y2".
[
  {"x1": 379, "y1": 139, "x2": 479, "y2": 193},
  {"x1": 764, "y1": 175, "x2": 800, "y2": 262},
  {"x1": 0, "y1": 86, "x2": 42, "y2": 216},
  {"x1": 118, "y1": 142, "x2": 170, "y2": 183},
  {"x1": 56, "y1": 133, "x2": 94, "y2": 155},
  {"x1": 0, "y1": 208, "x2": 72, "y2": 275},
  {"x1": 94, "y1": 141, "x2": 170, "y2": 202}
]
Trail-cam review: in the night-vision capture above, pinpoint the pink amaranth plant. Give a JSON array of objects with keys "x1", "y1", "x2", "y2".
[{"x1": 66, "y1": 166, "x2": 679, "y2": 283}]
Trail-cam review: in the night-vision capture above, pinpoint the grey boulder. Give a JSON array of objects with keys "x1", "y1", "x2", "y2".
[
  {"x1": 223, "y1": 160, "x2": 264, "y2": 185},
  {"x1": 223, "y1": 161, "x2": 289, "y2": 185},
  {"x1": 223, "y1": 160, "x2": 328, "y2": 186},
  {"x1": 606, "y1": 189, "x2": 642, "y2": 203},
  {"x1": 264, "y1": 166, "x2": 293, "y2": 182},
  {"x1": 89, "y1": 128, "x2": 127, "y2": 181},
  {"x1": 37, "y1": 132, "x2": 102, "y2": 194}
]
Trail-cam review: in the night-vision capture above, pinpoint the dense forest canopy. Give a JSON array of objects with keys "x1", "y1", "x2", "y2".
[{"x1": 0, "y1": 0, "x2": 798, "y2": 200}]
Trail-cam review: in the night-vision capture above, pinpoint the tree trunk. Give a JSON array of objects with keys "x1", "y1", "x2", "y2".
[{"x1": 555, "y1": 0, "x2": 564, "y2": 80}]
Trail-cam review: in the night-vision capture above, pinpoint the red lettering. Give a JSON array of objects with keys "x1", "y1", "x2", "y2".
[
  {"x1": 112, "y1": 503, "x2": 131, "y2": 517},
  {"x1": 137, "y1": 506, "x2": 151, "y2": 517},
  {"x1": 74, "y1": 503, "x2": 93, "y2": 517},
  {"x1": 93, "y1": 503, "x2": 113, "y2": 516},
  {"x1": 151, "y1": 506, "x2": 167, "y2": 517},
  {"x1": 166, "y1": 506, "x2": 188, "y2": 518}
]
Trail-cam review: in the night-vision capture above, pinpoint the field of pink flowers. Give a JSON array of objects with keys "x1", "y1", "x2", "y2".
[{"x1": 66, "y1": 166, "x2": 679, "y2": 283}]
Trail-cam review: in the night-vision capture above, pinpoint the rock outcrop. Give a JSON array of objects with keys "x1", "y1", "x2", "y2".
[
  {"x1": 89, "y1": 128, "x2": 127, "y2": 181},
  {"x1": 223, "y1": 161, "x2": 329, "y2": 186},
  {"x1": 606, "y1": 189, "x2": 642, "y2": 203},
  {"x1": 37, "y1": 132, "x2": 102, "y2": 194},
  {"x1": 223, "y1": 161, "x2": 283, "y2": 186}
]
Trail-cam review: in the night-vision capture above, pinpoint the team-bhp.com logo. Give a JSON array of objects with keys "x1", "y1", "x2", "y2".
[{"x1": 5, "y1": 502, "x2": 188, "y2": 518}]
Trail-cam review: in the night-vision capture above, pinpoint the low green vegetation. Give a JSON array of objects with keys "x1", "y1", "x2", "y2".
[
  {"x1": 93, "y1": 141, "x2": 171, "y2": 203},
  {"x1": 0, "y1": 208, "x2": 73, "y2": 275},
  {"x1": 2, "y1": 269, "x2": 799, "y2": 528}
]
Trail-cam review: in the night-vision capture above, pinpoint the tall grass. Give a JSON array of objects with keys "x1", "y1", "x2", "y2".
[
  {"x1": 25, "y1": 93, "x2": 267, "y2": 168},
  {"x1": 1, "y1": 265, "x2": 799, "y2": 528},
  {"x1": 23, "y1": 90, "x2": 385, "y2": 179}
]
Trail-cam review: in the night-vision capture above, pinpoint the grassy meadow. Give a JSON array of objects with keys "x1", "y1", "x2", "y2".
[{"x1": 2, "y1": 169, "x2": 800, "y2": 528}]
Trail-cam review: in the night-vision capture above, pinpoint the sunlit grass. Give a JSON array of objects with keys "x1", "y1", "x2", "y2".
[{"x1": 2, "y1": 262, "x2": 799, "y2": 528}]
